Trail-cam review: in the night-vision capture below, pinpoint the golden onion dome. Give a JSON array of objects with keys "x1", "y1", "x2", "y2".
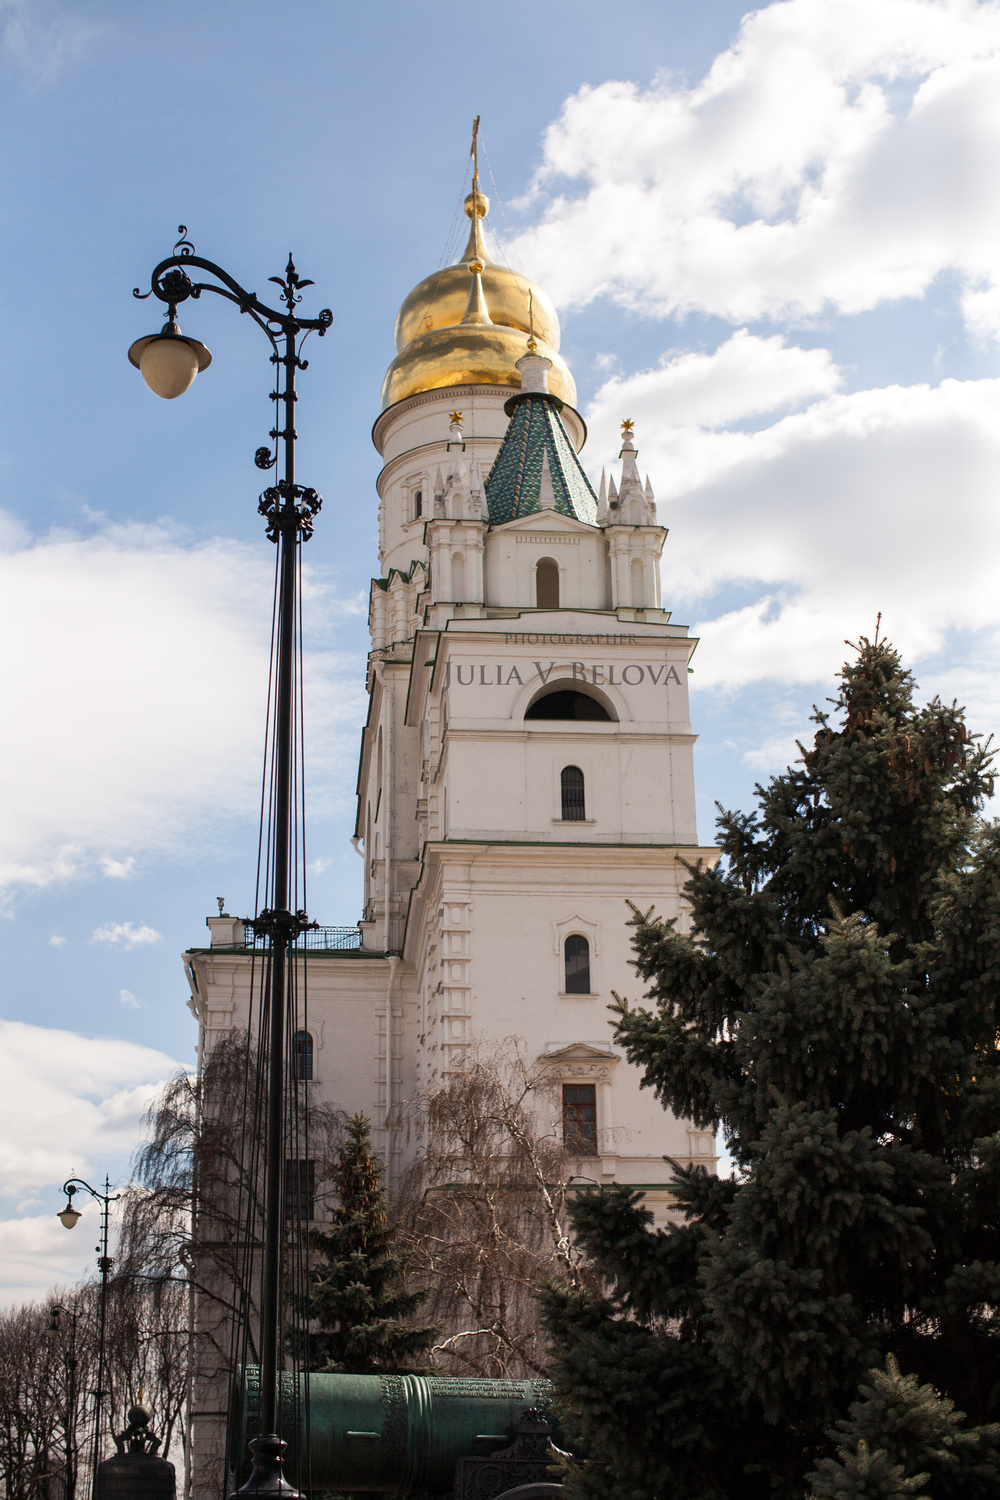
[{"x1": 380, "y1": 188, "x2": 577, "y2": 411}]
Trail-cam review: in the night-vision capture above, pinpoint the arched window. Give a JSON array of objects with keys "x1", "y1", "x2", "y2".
[
  {"x1": 564, "y1": 934, "x2": 591, "y2": 993},
  {"x1": 535, "y1": 557, "x2": 559, "y2": 608},
  {"x1": 451, "y1": 552, "x2": 466, "y2": 600},
  {"x1": 293, "y1": 1030, "x2": 313, "y2": 1081},
  {"x1": 526, "y1": 689, "x2": 614, "y2": 722},
  {"x1": 414, "y1": 489, "x2": 423, "y2": 519},
  {"x1": 561, "y1": 765, "x2": 586, "y2": 821},
  {"x1": 631, "y1": 556, "x2": 644, "y2": 607}
]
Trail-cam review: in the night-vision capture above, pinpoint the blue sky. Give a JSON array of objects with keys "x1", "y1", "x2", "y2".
[{"x1": 3, "y1": 0, "x2": 1000, "y2": 1299}]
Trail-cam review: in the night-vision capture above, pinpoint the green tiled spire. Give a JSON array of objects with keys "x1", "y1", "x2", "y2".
[{"x1": 485, "y1": 394, "x2": 598, "y2": 527}]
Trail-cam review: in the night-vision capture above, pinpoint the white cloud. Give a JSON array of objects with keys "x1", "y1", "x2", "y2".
[
  {"x1": 1, "y1": 0, "x2": 101, "y2": 88},
  {"x1": 585, "y1": 343, "x2": 1000, "y2": 690},
  {"x1": 92, "y1": 921, "x2": 162, "y2": 949},
  {"x1": 308, "y1": 856, "x2": 331, "y2": 876},
  {"x1": 0, "y1": 518, "x2": 366, "y2": 901},
  {"x1": 48, "y1": 934, "x2": 65, "y2": 947},
  {"x1": 0, "y1": 1021, "x2": 182, "y2": 1301},
  {"x1": 0, "y1": 1020, "x2": 177, "y2": 1193},
  {"x1": 118, "y1": 989, "x2": 142, "y2": 1009},
  {"x1": 515, "y1": 0, "x2": 1000, "y2": 337},
  {"x1": 0, "y1": 1213, "x2": 94, "y2": 1307},
  {"x1": 588, "y1": 330, "x2": 841, "y2": 495}
]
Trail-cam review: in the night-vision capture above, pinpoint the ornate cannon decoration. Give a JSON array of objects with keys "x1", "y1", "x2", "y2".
[{"x1": 230, "y1": 1371, "x2": 567, "y2": 1498}]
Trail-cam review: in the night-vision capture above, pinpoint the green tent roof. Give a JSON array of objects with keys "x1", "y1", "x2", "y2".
[{"x1": 485, "y1": 394, "x2": 598, "y2": 527}]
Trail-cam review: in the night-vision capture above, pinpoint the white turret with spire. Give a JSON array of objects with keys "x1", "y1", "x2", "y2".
[{"x1": 603, "y1": 419, "x2": 665, "y2": 609}]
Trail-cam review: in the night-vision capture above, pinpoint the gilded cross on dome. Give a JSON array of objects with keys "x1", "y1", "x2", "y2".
[{"x1": 378, "y1": 121, "x2": 579, "y2": 410}]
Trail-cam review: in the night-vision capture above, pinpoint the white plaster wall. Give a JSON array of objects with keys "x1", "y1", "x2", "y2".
[
  {"x1": 484, "y1": 520, "x2": 611, "y2": 611},
  {"x1": 407, "y1": 845, "x2": 709, "y2": 1185},
  {"x1": 187, "y1": 951, "x2": 388, "y2": 1124},
  {"x1": 375, "y1": 388, "x2": 507, "y2": 578},
  {"x1": 441, "y1": 729, "x2": 698, "y2": 846}
]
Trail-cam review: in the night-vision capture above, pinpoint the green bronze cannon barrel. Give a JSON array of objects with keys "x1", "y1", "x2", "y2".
[{"x1": 232, "y1": 1370, "x2": 558, "y2": 1494}]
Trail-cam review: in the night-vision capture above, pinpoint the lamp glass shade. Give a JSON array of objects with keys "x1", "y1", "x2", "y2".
[
  {"x1": 57, "y1": 1205, "x2": 82, "y2": 1230},
  {"x1": 139, "y1": 336, "x2": 201, "y2": 400}
]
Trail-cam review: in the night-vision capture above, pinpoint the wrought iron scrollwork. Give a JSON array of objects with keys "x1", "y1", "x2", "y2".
[
  {"x1": 133, "y1": 232, "x2": 332, "y2": 339},
  {"x1": 173, "y1": 225, "x2": 196, "y2": 258},
  {"x1": 252, "y1": 907, "x2": 319, "y2": 941},
  {"x1": 455, "y1": 1410, "x2": 566, "y2": 1500},
  {"x1": 134, "y1": 227, "x2": 333, "y2": 544},
  {"x1": 257, "y1": 482, "x2": 323, "y2": 543}
]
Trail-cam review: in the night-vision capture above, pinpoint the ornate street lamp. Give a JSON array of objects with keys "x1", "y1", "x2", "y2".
[
  {"x1": 129, "y1": 228, "x2": 332, "y2": 1499},
  {"x1": 46, "y1": 1302, "x2": 80, "y2": 1500},
  {"x1": 58, "y1": 1178, "x2": 120, "y2": 1499}
]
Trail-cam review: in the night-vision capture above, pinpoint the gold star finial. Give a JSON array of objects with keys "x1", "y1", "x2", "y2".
[
  {"x1": 449, "y1": 410, "x2": 464, "y2": 426},
  {"x1": 620, "y1": 418, "x2": 635, "y2": 436}
]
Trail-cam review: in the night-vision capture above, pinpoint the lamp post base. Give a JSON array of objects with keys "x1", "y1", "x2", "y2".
[{"x1": 230, "y1": 1436, "x2": 302, "y2": 1500}]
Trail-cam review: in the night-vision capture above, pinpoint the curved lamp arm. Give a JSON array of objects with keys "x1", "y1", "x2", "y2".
[
  {"x1": 57, "y1": 1176, "x2": 120, "y2": 1231},
  {"x1": 134, "y1": 226, "x2": 332, "y2": 341}
]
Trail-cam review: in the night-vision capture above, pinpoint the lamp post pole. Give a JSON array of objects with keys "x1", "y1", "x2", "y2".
[
  {"x1": 57, "y1": 1177, "x2": 119, "y2": 1499},
  {"x1": 129, "y1": 230, "x2": 332, "y2": 1495},
  {"x1": 47, "y1": 1303, "x2": 80, "y2": 1500}
]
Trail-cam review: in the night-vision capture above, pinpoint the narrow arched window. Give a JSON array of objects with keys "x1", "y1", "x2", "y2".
[
  {"x1": 564, "y1": 934, "x2": 591, "y2": 994},
  {"x1": 631, "y1": 556, "x2": 644, "y2": 607},
  {"x1": 561, "y1": 765, "x2": 585, "y2": 821},
  {"x1": 414, "y1": 489, "x2": 423, "y2": 519},
  {"x1": 452, "y1": 552, "x2": 466, "y2": 600},
  {"x1": 535, "y1": 557, "x2": 559, "y2": 608},
  {"x1": 293, "y1": 1030, "x2": 313, "y2": 1081}
]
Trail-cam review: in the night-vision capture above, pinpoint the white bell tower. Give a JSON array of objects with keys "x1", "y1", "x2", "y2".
[
  {"x1": 357, "y1": 174, "x2": 718, "y2": 1197},
  {"x1": 187, "y1": 158, "x2": 718, "y2": 1214}
]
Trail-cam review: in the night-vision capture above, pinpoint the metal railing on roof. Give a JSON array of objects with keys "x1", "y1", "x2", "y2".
[{"x1": 242, "y1": 922, "x2": 363, "y2": 951}]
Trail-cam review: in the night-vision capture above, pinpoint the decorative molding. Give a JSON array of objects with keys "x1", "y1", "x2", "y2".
[
  {"x1": 537, "y1": 1042, "x2": 620, "y2": 1070},
  {"x1": 551, "y1": 912, "x2": 601, "y2": 957}
]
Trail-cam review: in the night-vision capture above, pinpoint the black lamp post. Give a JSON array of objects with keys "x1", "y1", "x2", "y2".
[
  {"x1": 46, "y1": 1303, "x2": 80, "y2": 1500},
  {"x1": 58, "y1": 1177, "x2": 120, "y2": 1499},
  {"x1": 129, "y1": 229, "x2": 332, "y2": 1498}
]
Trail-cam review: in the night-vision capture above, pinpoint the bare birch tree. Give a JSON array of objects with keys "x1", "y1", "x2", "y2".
[
  {"x1": 0, "y1": 1279, "x2": 187, "y2": 1500},
  {"x1": 397, "y1": 1042, "x2": 587, "y2": 1378},
  {"x1": 119, "y1": 1031, "x2": 343, "y2": 1497}
]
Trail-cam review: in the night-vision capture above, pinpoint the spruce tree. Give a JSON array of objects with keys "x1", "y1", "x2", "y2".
[
  {"x1": 809, "y1": 1356, "x2": 998, "y2": 1499},
  {"x1": 543, "y1": 636, "x2": 1000, "y2": 1500},
  {"x1": 308, "y1": 1113, "x2": 438, "y2": 1374}
]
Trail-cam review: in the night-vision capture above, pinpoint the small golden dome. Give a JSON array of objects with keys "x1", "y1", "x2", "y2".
[{"x1": 381, "y1": 185, "x2": 577, "y2": 411}]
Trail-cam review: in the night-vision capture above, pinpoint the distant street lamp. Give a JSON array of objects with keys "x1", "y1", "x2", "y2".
[
  {"x1": 46, "y1": 1303, "x2": 80, "y2": 1500},
  {"x1": 58, "y1": 1177, "x2": 120, "y2": 1499},
  {"x1": 130, "y1": 227, "x2": 332, "y2": 1499}
]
